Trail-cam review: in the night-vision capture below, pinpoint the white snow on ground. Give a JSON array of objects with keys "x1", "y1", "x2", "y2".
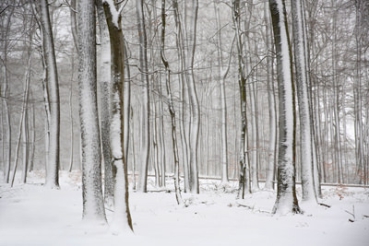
[{"x1": 1, "y1": 171, "x2": 368, "y2": 246}]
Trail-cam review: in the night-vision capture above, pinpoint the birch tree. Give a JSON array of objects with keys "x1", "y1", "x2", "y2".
[
  {"x1": 78, "y1": 0, "x2": 106, "y2": 222},
  {"x1": 269, "y1": 0, "x2": 301, "y2": 214}
]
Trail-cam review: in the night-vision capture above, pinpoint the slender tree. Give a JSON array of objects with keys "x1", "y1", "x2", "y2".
[
  {"x1": 38, "y1": 0, "x2": 61, "y2": 188},
  {"x1": 0, "y1": 2, "x2": 13, "y2": 183},
  {"x1": 160, "y1": 0, "x2": 183, "y2": 204},
  {"x1": 264, "y1": 0, "x2": 277, "y2": 190},
  {"x1": 233, "y1": 0, "x2": 251, "y2": 198},
  {"x1": 136, "y1": 0, "x2": 150, "y2": 193},
  {"x1": 291, "y1": 0, "x2": 317, "y2": 203},
  {"x1": 96, "y1": 0, "x2": 114, "y2": 206}
]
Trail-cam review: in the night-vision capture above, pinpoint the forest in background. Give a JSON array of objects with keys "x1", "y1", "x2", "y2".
[{"x1": 1, "y1": 0, "x2": 368, "y2": 200}]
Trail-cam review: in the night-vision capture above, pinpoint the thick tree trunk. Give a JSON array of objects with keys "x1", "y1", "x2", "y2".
[
  {"x1": 269, "y1": 0, "x2": 301, "y2": 215},
  {"x1": 78, "y1": 0, "x2": 106, "y2": 222},
  {"x1": 103, "y1": 0, "x2": 133, "y2": 231}
]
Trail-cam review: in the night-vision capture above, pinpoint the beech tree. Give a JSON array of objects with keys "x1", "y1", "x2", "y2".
[
  {"x1": 102, "y1": 0, "x2": 133, "y2": 231},
  {"x1": 136, "y1": 0, "x2": 150, "y2": 193},
  {"x1": 96, "y1": 0, "x2": 114, "y2": 205},
  {"x1": 38, "y1": 0, "x2": 61, "y2": 189},
  {"x1": 291, "y1": 0, "x2": 318, "y2": 203},
  {"x1": 77, "y1": 0, "x2": 106, "y2": 222},
  {"x1": 233, "y1": 0, "x2": 251, "y2": 198},
  {"x1": 0, "y1": 1, "x2": 13, "y2": 183},
  {"x1": 269, "y1": 0, "x2": 301, "y2": 214},
  {"x1": 160, "y1": 0, "x2": 183, "y2": 204}
]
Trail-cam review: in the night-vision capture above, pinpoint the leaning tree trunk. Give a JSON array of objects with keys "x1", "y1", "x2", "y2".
[{"x1": 269, "y1": 0, "x2": 301, "y2": 215}]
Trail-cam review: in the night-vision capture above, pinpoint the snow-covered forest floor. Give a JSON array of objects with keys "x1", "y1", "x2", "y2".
[{"x1": 1, "y1": 171, "x2": 368, "y2": 246}]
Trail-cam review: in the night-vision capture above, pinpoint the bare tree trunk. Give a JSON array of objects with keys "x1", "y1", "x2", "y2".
[
  {"x1": 160, "y1": 0, "x2": 182, "y2": 204},
  {"x1": 136, "y1": 0, "x2": 150, "y2": 193},
  {"x1": 0, "y1": 4, "x2": 13, "y2": 183},
  {"x1": 11, "y1": 45, "x2": 32, "y2": 187},
  {"x1": 38, "y1": 0, "x2": 60, "y2": 189},
  {"x1": 291, "y1": 0, "x2": 317, "y2": 204},
  {"x1": 96, "y1": 0, "x2": 114, "y2": 205},
  {"x1": 233, "y1": 0, "x2": 251, "y2": 198},
  {"x1": 269, "y1": 0, "x2": 301, "y2": 215},
  {"x1": 264, "y1": 0, "x2": 277, "y2": 190},
  {"x1": 78, "y1": 0, "x2": 106, "y2": 222},
  {"x1": 173, "y1": 0, "x2": 190, "y2": 192},
  {"x1": 214, "y1": 3, "x2": 229, "y2": 184},
  {"x1": 103, "y1": 0, "x2": 133, "y2": 231}
]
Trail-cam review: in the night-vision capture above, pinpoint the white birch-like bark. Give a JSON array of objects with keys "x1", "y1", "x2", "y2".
[
  {"x1": 269, "y1": 0, "x2": 301, "y2": 214},
  {"x1": 291, "y1": 0, "x2": 317, "y2": 204},
  {"x1": 39, "y1": 0, "x2": 60, "y2": 188},
  {"x1": 78, "y1": 0, "x2": 106, "y2": 222}
]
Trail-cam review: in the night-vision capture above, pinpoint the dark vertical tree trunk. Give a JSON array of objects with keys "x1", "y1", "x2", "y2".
[
  {"x1": 160, "y1": 0, "x2": 183, "y2": 204},
  {"x1": 233, "y1": 0, "x2": 251, "y2": 198},
  {"x1": 102, "y1": 0, "x2": 134, "y2": 231},
  {"x1": 269, "y1": 0, "x2": 301, "y2": 214}
]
